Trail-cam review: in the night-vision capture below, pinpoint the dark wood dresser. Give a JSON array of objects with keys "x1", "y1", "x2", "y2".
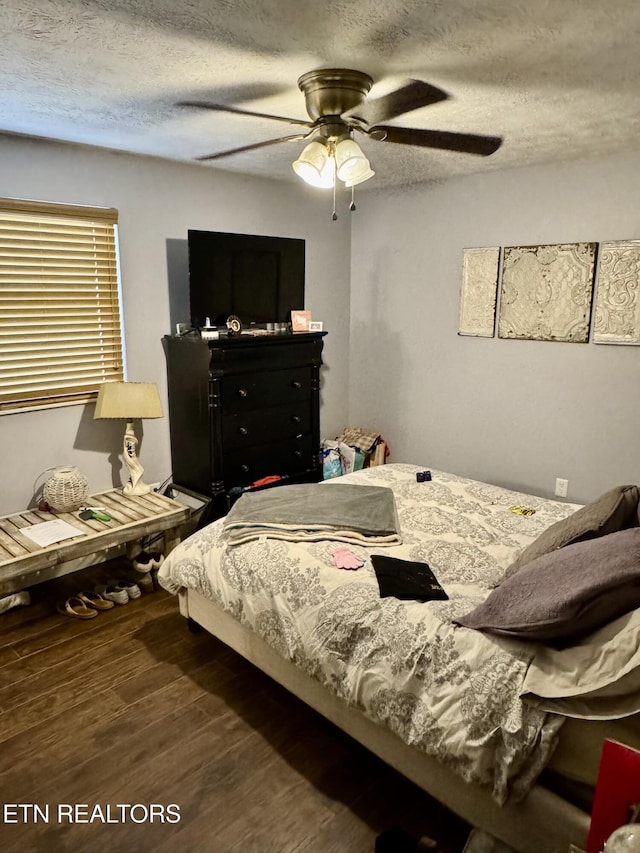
[{"x1": 163, "y1": 331, "x2": 326, "y2": 518}]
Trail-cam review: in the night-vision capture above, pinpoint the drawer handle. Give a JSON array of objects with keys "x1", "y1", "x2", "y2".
[
  {"x1": 238, "y1": 426, "x2": 248, "y2": 436},
  {"x1": 294, "y1": 450, "x2": 303, "y2": 458},
  {"x1": 237, "y1": 388, "x2": 248, "y2": 398},
  {"x1": 291, "y1": 380, "x2": 302, "y2": 390},
  {"x1": 291, "y1": 415, "x2": 301, "y2": 424},
  {"x1": 241, "y1": 464, "x2": 250, "y2": 473}
]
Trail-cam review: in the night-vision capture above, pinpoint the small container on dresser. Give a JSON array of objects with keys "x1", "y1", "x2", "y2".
[{"x1": 163, "y1": 331, "x2": 326, "y2": 519}]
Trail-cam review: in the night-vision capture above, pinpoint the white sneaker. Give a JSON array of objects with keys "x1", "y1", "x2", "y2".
[
  {"x1": 132, "y1": 551, "x2": 164, "y2": 572},
  {"x1": 96, "y1": 584, "x2": 129, "y2": 606},
  {"x1": 115, "y1": 580, "x2": 141, "y2": 600}
]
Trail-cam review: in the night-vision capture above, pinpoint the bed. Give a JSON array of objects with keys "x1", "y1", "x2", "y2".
[{"x1": 158, "y1": 463, "x2": 640, "y2": 853}]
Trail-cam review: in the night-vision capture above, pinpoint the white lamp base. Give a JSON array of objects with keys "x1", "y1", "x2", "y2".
[{"x1": 122, "y1": 420, "x2": 152, "y2": 496}]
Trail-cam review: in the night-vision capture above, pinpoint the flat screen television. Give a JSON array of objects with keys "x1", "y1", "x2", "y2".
[{"x1": 188, "y1": 229, "x2": 305, "y2": 328}]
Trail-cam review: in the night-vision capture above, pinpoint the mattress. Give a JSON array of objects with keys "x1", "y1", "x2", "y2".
[{"x1": 159, "y1": 463, "x2": 640, "y2": 805}]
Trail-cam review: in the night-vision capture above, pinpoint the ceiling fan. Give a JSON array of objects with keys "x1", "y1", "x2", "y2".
[{"x1": 179, "y1": 69, "x2": 502, "y2": 209}]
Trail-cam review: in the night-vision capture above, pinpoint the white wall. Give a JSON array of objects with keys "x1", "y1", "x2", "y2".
[
  {"x1": 4, "y1": 137, "x2": 639, "y2": 514},
  {"x1": 0, "y1": 135, "x2": 351, "y2": 514},
  {"x1": 349, "y1": 152, "x2": 640, "y2": 504}
]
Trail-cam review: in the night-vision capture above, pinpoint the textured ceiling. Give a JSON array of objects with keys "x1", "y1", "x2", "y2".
[{"x1": 2, "y1": 0, "x2": 640, "y2": 189}]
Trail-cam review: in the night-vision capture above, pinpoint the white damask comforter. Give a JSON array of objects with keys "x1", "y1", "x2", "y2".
[{"x1": 158, "y1": 464, "x2": 581, "y2": 804}]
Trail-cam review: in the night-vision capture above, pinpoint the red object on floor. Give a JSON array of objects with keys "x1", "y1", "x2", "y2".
[{"x1": 586, "y1": 739, "x2": 640, "y2": 853}]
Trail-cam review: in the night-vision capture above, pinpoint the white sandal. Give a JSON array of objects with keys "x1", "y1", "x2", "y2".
[
  {"x1": 57, "y1": 596, "x2": 98, "y2": 619},
  {"x1": 77, "y1": 590, "x2": 115, "y2": 611}
]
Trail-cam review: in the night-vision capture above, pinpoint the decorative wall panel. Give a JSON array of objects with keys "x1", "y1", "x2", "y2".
[
  {"x1": 593, "y1": 240, "x2": 640, "y2": 345},
  {"x1": 458, "y1": 247, "x2": 500, "y2": 337},
  {"x1": 498, "y1": 243, "x2": 596, "y2": 342}
]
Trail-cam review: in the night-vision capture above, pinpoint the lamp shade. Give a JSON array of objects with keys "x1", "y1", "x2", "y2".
[
  {"x1": 335, "y1": 138, "x2": 371, "y2": 183},
  {"x1": 94, "y1": 382, "x2": 163, "y2": 420},
  {"x1": 344, "y1": 166, "x2": 375, "y2": 187},
  {"x1": 292, "y1": 140, "x2": 335, "y2": 188}
]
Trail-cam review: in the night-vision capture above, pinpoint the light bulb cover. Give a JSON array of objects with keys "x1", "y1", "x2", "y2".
[
  {"x1": 314, "y1": 155, "x2": 336, "y2": 188},
  {"x1": 335, "y1": 138, "x2": 371, "y2": 183},
  {"x1": 344, "y1": 166, "x2": 375, "y2": 187},
  {"x1": 293, "y1": 140, "x2": 335, "y2": 188}
]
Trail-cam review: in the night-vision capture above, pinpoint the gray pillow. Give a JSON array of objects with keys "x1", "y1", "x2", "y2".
[
  {"x1": 455, "y1": 528, "x2": 640, "y2": 644},
  {"x1": 503, "y1": 484, "x2": 639, "y2": 582}
]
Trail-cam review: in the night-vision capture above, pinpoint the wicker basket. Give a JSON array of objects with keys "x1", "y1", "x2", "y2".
[{"x1": 43, "y1": 466, "x2": 89, "y2": 512}]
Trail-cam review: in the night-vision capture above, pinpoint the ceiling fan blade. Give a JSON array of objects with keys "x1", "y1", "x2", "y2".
[
  {"x1": 344, "y1": 80, "x2": 449, "y2": 126},
  {"x1": 178, "y1": 101, "x2": 312, "y2": 128},
  {"x1": 196, "y1": 132, "x2": 310, "y2": 162},
  {"x1": 372, "y1": 125, "x2": 502, "y2": 156}
]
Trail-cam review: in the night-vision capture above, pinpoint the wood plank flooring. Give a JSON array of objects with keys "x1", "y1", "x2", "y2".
[{"x1": 0, "y1": 559, "x2": 472, "y2": 852}]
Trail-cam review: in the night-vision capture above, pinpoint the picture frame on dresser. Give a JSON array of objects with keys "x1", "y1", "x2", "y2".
[{"x1": 291, "y1": 310, "x2": 312, "y2": 332}]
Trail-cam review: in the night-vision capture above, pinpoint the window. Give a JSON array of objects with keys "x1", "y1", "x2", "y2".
[{"x1": 0, "y1": 197, "x2": 124, "y2": 414}]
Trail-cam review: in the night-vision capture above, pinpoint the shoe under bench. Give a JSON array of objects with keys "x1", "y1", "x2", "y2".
[{"x1": 0, "y1": 490, "x2": 189, "y2": 596}]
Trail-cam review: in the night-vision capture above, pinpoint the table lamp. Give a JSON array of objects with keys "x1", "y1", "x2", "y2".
[{"x1": 94, "y1": 381, "x2": 163, "y2": 496}]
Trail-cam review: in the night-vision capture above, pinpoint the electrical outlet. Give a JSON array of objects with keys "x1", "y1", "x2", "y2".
[{"x1": 555, "y1": 478, "x2": 569, "y2": 498}]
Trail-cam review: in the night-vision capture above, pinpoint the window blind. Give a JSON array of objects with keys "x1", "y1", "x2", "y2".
[{"x1": 0, "y1": 197, "x2": 124, "y2": 413}]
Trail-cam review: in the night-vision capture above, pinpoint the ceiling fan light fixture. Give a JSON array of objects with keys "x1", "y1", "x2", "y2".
[
  {"x1": 334, "y1": 138, "x2": 371, "y2": 183},
  {"x1": 187, "y1": 68, "x2": 502, "y2": 200},
  {"x1": 315, "y1": 154, "x2": 336, "y2": 189},
  {"x1": 292, "y1": 140, "x2": 335, "y2": 188}
]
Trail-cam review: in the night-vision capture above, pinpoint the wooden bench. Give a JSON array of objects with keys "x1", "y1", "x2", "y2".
[{"x1": 0, "y1": 490, "x2": 190, "y2": 596}]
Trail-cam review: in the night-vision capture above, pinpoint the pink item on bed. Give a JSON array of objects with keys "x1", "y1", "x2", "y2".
[{"x1": 332, "y1": 547, "x2": 365, "y2": 570}]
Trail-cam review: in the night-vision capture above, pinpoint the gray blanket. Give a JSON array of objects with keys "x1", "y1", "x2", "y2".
[{"x1": 222, "y1": 483, "x2": 402, "y2": 546}]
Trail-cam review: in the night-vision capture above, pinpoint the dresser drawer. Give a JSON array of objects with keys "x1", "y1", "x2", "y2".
[
  {"x1": 223, "y1": 404, "x2": 311, "y2": 450},
  {"x1": 224, "y1": 435, "x2": 315, "y2": 486},
  {"x1": 221, "y1": 367, "x2": 311, "y2": 412}
]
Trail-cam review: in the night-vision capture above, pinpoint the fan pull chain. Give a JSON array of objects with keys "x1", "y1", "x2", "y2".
[
  {"x1": 349, "y1": 186, "x2": 356, "y2": 212},
  {"x1": 332, "y1": 179, "x2": 337, "y2": 221}
]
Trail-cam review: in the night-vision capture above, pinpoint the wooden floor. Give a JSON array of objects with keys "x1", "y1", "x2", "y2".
[{"x1": 0, "y1": 559, "x2": 471, "y2": 852}]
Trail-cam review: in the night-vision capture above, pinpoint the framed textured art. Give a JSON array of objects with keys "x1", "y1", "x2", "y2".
[
  {"x1": 593, "y1": 239, "x2": 640, "y2": 345},
  {"x1": 458, "y1": 247, "x2": 500, "y2": 337},
  {"x1": 498, "y1": 242, "x2": 597, "y2": 342}
]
